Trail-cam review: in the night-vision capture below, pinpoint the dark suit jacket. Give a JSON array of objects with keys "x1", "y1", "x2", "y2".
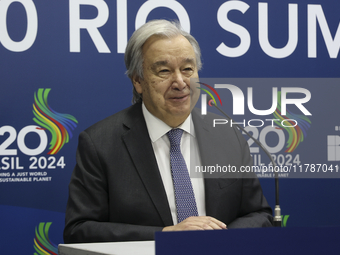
[{"x1": 64, "y1": 102, "x2": 272, "y2": 243}]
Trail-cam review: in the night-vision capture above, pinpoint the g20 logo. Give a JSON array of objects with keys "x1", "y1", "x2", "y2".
[
  {"x1": 244, "y1": 125, "x2": 301, "y2": 166},
  {"x1": 0, "y1": 125, "x2": 66, "y2": 170},
  {"x1": 0, "y1": 88, "x2": 77, "y2": 170},
  {"x1": 0, "y1": 125, "x2": 48, "y2": 156}
]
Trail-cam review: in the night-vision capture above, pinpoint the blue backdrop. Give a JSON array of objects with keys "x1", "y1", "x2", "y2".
[{"x1": 1, "y1": 0, "x2": 340, "y2": 254}]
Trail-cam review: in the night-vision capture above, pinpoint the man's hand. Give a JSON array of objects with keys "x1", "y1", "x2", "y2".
[{"x1": 162, "y1": 216, "x2": 227, "y2": 231}]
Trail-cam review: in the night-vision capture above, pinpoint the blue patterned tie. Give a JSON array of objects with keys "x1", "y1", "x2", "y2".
[{"x1": 167, "y1": 128, "x2": 198, "y2": 223}]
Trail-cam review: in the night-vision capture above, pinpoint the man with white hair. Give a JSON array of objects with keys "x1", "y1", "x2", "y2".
[{"x1": 64, "y1": 19, "x2": 272, "y2": 243}]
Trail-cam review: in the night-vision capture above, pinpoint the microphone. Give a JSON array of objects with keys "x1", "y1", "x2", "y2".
[{"x1": 208, "y1": 99, "x2": 282, "y2": 227}]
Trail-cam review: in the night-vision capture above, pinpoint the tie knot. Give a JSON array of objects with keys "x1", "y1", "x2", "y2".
[{"x1": 167, "y1": 128, "x2": 183, "y2": 146}]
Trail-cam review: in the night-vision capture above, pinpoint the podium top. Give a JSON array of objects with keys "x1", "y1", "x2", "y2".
[
  {"x1": 156, "y1": 226, "x2": 340, "y2": 255},
  {"x1": 58, "y1": 226, "x2": 340, "y2": 255},
  {"x1": 58, "y1": 240, "x2": 155, "y2": 255}
]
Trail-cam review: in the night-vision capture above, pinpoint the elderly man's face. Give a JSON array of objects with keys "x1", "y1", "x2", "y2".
[{"x1": 132, "y1": 35, "x2": 199, "y2": 128}]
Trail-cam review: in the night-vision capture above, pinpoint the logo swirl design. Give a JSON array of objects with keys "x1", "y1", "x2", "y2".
[
  {"x1": 33, "y1": 222, "x2": 58, "y2": 255},
  {"x1": 197, "y1": 82, "x2": 223, "y2": 106},
  {"x1": 273, "y1": 91, "x2": 311, "y2": 153},
  {"x1": 33, "y1": 88, "x2": 78, "y2": 154}
]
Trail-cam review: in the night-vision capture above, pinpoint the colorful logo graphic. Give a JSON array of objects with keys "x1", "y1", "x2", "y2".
[
  {"x1": 197, "y1": 82, "x2": 223, "y2": 106},
  {"x1": 33, "y1": 222, "x2": 58, "y2": 255},
  {"x1": 273, "y1": 91, "x2": 311, "y2": 153},
  {"x1": 33, "y1": 88, "x2": 78, "y2": 154},
  {"x1": 281, "y1": 215, "x2": 290, "y2": 227}
]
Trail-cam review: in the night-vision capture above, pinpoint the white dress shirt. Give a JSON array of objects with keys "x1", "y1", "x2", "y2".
[{"x1": 142, "y1": 103, "x2": 206, "y2": 225}]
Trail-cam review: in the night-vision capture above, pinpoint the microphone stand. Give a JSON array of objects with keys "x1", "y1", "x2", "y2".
[{"x1": 210, "y1": 101, "x2": 282, "y2": 227}]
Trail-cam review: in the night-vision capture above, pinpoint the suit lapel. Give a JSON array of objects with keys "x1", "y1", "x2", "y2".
[
  {"x1": 121, "y1": 104, "x2": 173, "y2": 226},
  {"x1": 192, "y1": 109, "x2": 238, "y2": 217},
  {"x1": 191, "y1": 109, "x2": 217, "y2": 169}
]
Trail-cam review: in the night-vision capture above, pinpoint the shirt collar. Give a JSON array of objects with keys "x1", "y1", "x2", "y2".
[{"x1": 142, "y1": 103, "x2": 195, "y2": 142}]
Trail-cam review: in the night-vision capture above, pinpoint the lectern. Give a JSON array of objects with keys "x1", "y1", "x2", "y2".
[{"x1": 59, "y1": 226, "x2": 340, "y2": 255}]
